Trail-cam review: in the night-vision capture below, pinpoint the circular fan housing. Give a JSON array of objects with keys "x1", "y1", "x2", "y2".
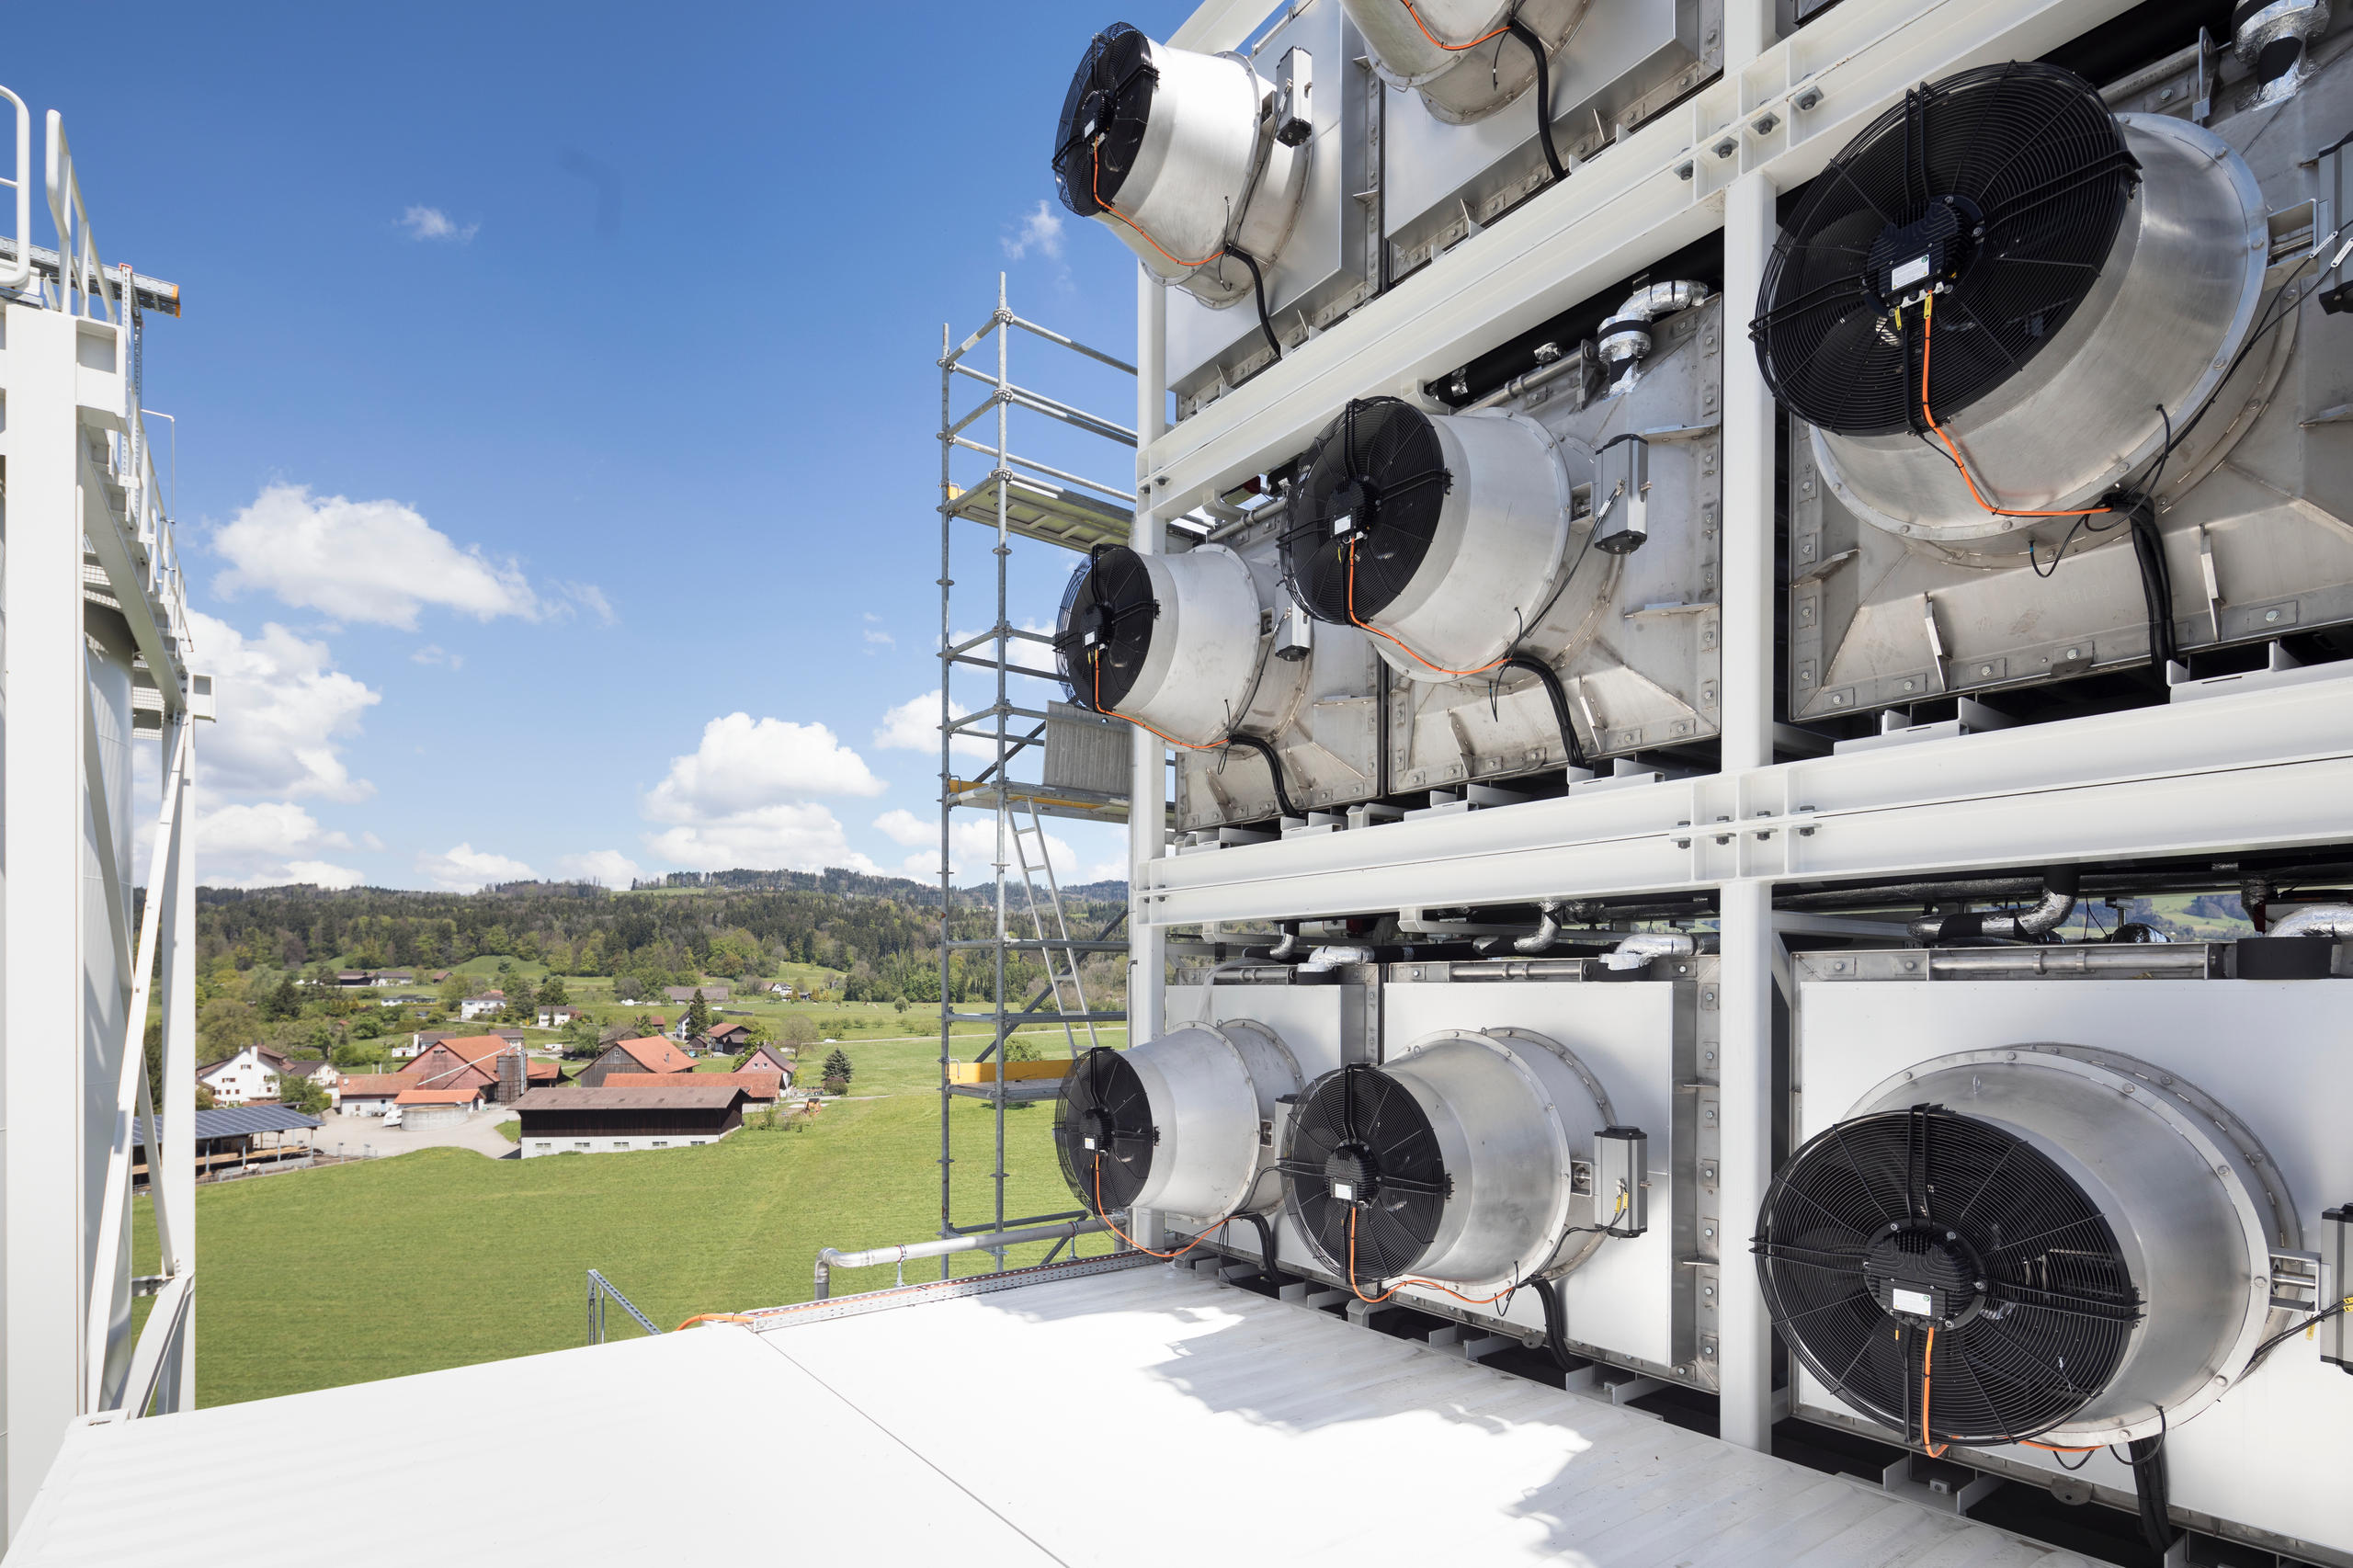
[
  {"x1": 1286, "y1": 399, "x2": 1570, "y2": 682},
  {"x1": 1756, "y1": 1047, "x2": 2295, "y2": 1447},
  {"x1": 1053, "y1": 543, "x2": 1265, "y2": 746},
  {"x1": 1283, "y1": 1028, "x2": 1616, "y2": 1291},
  {"x1": 1753, "y1": 62, "x2": 2268, "y2": 553},
  {"x1": 1341, "y1": 0, "x2": 1594, "y2": 123},
  {"x1": 1050, "y1": 24, "x2": 1309, "y2": 308},
  {"x1": 1055, "y1": 1023, "x2": 1301, "y2": 1222}
]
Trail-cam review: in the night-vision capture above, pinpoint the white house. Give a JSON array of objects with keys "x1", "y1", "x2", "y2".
[
  {"x1": 197, "y1": 1048, "x2": 338, "y2": 1107},
  {"x1": 767, "y1": 982, "x2": 796, "y2": 998},
  {"x1": 459, "y1": 992, "x2": 507, "y2": 1020},
  {"x1": 536, "y1": 1005, "x2": 584, "y2": 1028}
]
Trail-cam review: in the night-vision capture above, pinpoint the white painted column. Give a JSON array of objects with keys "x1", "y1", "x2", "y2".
[
  {"x1": 158, "y1": 716, "x2": 197, "y2": 1410},
  {"x1": 1128, "y1": 266, "x2": 1168, "y2": 1246},
  {"x1": 1716, "y1": 0, "x2": 1784, "y2": 1450},
  {"x1": 3, "y1": 301, "x2": 92, "y2": 1532}
]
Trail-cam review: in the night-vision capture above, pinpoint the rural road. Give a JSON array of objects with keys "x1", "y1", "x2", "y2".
[{"x1": 315, "y1": 1107, "x2": 520, "y2": 1162}]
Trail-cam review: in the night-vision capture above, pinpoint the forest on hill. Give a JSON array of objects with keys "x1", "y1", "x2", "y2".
[{"x1": 195, "y1": 875, "x2": 1127, "y2": 1008}]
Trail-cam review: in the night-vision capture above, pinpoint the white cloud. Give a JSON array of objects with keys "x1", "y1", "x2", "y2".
[
  {"x1": 411, "y1": 643, "x2": 462, "y2": 669},
  {"x1": 874, "y1": 808, "x2": 932, "y2": 847},
  {"x1": 210, "y1": 483, "x2": 584, "y2": 631},
  {"x1": 416, "y1": 842, "x2": 534, "y2": 891},
  {"x1": 639, "y1": 714, "x2": 887, "y2": 874},
  {"x1": 556, "y1": 849, "x2": 642, "y2": 885},
  {"x1": 195, "y1": 801, "x2": 360, "y2": 889},
  {"x1": 875, "y1": 689, "x2": 999, "y2": 760},
  {"x1": 190, "y1": 610, "x2": 380, "y2": 802},
  {"x1": 863, "y1": 629, "x2": 893, "y2": 648},
  {"x1": 401, "y1": 205, "x2": 478, "y2": 243},
  {"x1": 1002, "y1": 199, "x2": 1065, "y2": 262},
  {"x1": 555, "y1": 581, "x2": 617, "y2": 626}
]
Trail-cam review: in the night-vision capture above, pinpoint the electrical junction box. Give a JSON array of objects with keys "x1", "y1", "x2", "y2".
[{"x1": 1593, "y1": 1126, "x2": 1649, "y2": 1236}]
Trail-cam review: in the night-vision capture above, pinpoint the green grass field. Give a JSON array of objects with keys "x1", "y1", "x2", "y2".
[{"x1": 138, "y1": 1092, "x2": 1097, "y2": 1408}]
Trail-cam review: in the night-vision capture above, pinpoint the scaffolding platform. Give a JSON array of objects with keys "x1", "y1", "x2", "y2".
[{"x1": 944, "y1": 472, "x2": 1133, "y2": 553}]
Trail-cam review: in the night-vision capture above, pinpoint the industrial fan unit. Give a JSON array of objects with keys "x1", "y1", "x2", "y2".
[
  {"x1": 1286, "y1": 397, "x2": 1574, "y2": 682},
  {"x1": 1755, "y1": 1046, "x2": 2295, "y2": 1447},
  {"x1": 1279, "y1": 1033, "x2": 1641, "y2": 1295},
  {"x1": 1770, "y1": 51, "x2": 2353, "y2": 718},
  {"x1": 1053, "y1": 542, "x2": 1274, "y2": 749},
  {"x1": 1052, "y1": 22, "x2": 1312, "y2": 309},
  {"x1": 1055, "y1": 1025, "x2": 1302, "y2": 1221},
  {"x1": 1341, "y1": 0, "x2": 1593, "y2": 124}
]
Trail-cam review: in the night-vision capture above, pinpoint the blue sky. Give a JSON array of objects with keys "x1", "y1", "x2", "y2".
[{"x1": 18, "y1": 1, "x2": 1204, "y2": 891}]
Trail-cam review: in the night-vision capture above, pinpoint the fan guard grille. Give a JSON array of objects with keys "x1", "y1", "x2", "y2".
[
  {"x1": 1284, "y1": 398, "x2": 1451, "y2": 626},
  {"x1": 1280, "y1": 1064, "x2": 1449, "y2": 1281},
  {"x1": 1754, "y1": 1105, "x2": 2142, "y2": 1444},
  {"x1": 1052, "y1": 24, "x2": 1156, "y2": 219},
  {"x1": 1053, "y1": 546, "x2": 1156, "y2": 713},
  {"x1": 1752, "y1": 62, "x2": 2139, "y2": 437},
  {"x1": 1054, "y1": 1046, "x2": 1156, "y2": 1213}
]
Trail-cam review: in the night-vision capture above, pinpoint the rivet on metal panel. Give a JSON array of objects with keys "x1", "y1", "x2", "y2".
[
  {"x1": 1712, "y1": 137, "x2": 1738, "y2": 159},
  {"x1": 1677, "y1": 161, "x2": 1695, "y2": 180}
]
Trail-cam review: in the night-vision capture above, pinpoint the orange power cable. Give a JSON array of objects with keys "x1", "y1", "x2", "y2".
[
  {"x1": 1345, "y1": 1206, "x2": 1522, "y2": 1309},
  {"x1": 1091, "y1": 650, "x2": 1226, "y2": 751},
  {"x1": 1396, "y1": 0, "x2": 1513, "y2": 51},
  {"x1": 1920, "y1": 292, "x2": 2110, "y2": 520},
  {"x1": 1093, "y1": 141, "x2": 1224, "y2": 272},
  {"x1": 1345, "y1": 538, "x2": 1512, "y2": 677},
  {"x1": 675, "y1": 1312, "x2": 755, "y2": 1332},
  {"x1": 1094, "y1": 1160, "x2": 1237, "y2": 1260}
]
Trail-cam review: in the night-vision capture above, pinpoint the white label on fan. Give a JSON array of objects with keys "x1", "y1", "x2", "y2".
[
  {"x1": 1892, "y1": 1286, "x2": 1933, "y2": 1316},
  {"x1": 1890, "y1": 255, "x2": 1931, "y2": 290},
  {"x1": 1083, "y1": 1136, "x2": 1097, "y2": 1151},
  {"x1": 1332, "y1": 1181, "x2": 1355, "y2": 1200},
  {"x1": 1331, "y1": 513, "x2": 1352, "y2": 536}
]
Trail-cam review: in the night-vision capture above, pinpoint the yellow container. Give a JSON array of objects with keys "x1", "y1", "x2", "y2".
[{"x1": 946, "y1": 1057, "x2": 1074, "y2": 1085}]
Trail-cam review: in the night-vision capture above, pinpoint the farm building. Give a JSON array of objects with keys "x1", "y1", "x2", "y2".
[
  {"x1": 738, "y1": 1044, "x2": 795, "y2": 1083},
  {"x1": 575, "y1": 1036, "x2": 695, "y2": 1087},
  {"x1": 134, "y1": 1104, "x2": 323, "y2": 1185},
  {"x1": 702, "y1": 1021, "x2": 755, "y2": 1051},
  {"x1": 336, "y1": 1074, "x2": 407, "y2": 1117},
  {"x1": 509, "y1": 1085, "x2": 749, "y2": 1157},
  {"x1": 195, "y1": 1046, "x2": 333, "y2": 1107},
  {"x1": 458, "y1": 992, "x2": 506, "y2": 1019},
  {"x1": 602, "y1": 1070, "x2": 782, "y2": 1106},
  {"x1": 663, "y1": 983, "x2": 728, "y2": 1005},
  {"x1": 393, "y1": 1086, "x2": 481, "y2": 1130},
  {"x1": 398, "y1": 1035, "x2": 563, "y2": 1103}
]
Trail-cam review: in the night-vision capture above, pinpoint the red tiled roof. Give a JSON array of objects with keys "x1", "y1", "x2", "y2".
[
  {"x1": 608, "y1": 1037, "x2": 695, "y2": 1074},
  {"x1": 605, "y1": 1071, "x2": 781, "y2": 1100},
  {"x1": 337, "y1": 1074, "x2": 409, "y2": 1096},
  {"x1": 394, "y1": 1087, "x2": 480, "y2": 1106}
]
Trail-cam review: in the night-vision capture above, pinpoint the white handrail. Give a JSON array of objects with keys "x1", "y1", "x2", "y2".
[
  {"x1": 45, "y1": 108, "x2": 117, "y2": 323},
  {"x1": 0, "y1": 85, "x2": 27, "y2": 290}
]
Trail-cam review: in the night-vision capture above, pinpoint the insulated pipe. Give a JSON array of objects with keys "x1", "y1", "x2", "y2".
[
  {"x1": 1602, "y1": 930, "x2": 1710, "y2": 970},
  {"x1": 1907, "y1": 869, "x2": 2080, "y2": 940},
  {"x1": 814, "y1": 1217, "x2": 1112, "y2": 1300},
  {"x1": 1597, "y1": 280, "x2": 1709, "y2": 380},
  {"x1": 2266, "y1": 903, "x2": 2353, "y2": 938},
  {"x1": 1458, "y1": 347, "x2": 1588, "y2": 413},
  {"x1": 1267, "y1": 922, "x2": 1301, "y2": 961},
  {"x1": 1512, "y1": 900, "x2": 1564, "y2": 954}
]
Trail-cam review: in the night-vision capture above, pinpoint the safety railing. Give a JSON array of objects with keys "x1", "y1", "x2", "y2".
[
  {"x1": 45, "y1": 109, "x2": 117, "y2": 323},
  {"x1": 0, "y1": 85, "x2": 28, "y2": 290},
  {"x1": 585, "y1": 1268, "x2": 663, "y2": 1344}
]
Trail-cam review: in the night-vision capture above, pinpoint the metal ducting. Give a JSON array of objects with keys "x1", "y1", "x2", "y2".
[
  {"x1": 1053, "y1": 543, "x2": 1271, "y2": 747},
  {"x1": 1051, "y1": 23, "x2": 1311, "y2": 309},
  {"x1": 1756, "y1": 62, "x2": 2268, "y2": 556},
  {"x1": 1756, "y1": 1045, "x2": 2294, "y2": 1447},
  {"x1": 1342, "y1": 0, "x2": 1594, "y2": 125},
  {"x1": 1054, "y1": 1026, "x2": 1302, "y2": 1222},
  {"x1": 1279, "y1": 1030, "x2": 1636, "y2": 1293},
  {"x1": 1285, "y1": 397, "x2": 1572, "y2": 681}
]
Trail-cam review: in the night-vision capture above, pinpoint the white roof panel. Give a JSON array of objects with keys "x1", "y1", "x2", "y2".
[{"x1": 9, "y1": 1261, "x2": 2102, "y2": 1567}]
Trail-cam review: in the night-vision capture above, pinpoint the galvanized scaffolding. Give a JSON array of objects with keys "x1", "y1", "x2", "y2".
[{"x1": 932, "y1": 278, "x2": 1140, "y2": 1270}]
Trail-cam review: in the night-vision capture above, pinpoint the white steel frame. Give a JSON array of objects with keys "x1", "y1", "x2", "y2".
[
  {"x1": 1132, "y1": 0, "x2": 2347, "y2": 1457},
  {"x1": 0, "y1": 96, "x2": 205, "y2": 1539}
]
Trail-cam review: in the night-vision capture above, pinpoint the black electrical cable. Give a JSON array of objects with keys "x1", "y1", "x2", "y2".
[
  {"x1": 1222, "y1": 732, "x2": 1299, "y2": 822},
  {"x1": 1531, "y1": 1277, "x2": 1579, "y2": 1373},
  {"x1": 2122, "y1": 493, "x2": 2177, "y2": 671},
  {"x1": 1229, "y1": 244, "x2": 1281, "y2": 364},
  {"x1": 1504, "y1": 17, "x2": 1568, "y2": 183},
  {"x1": 2156, "y1": 244, "x2": 2329, "y2": 464},
  {"x1": 1233, "y1": 1210, "x2": 1287, "y2": 1286},
  {"x1": 1499, "y1": 653, "x2": 1586, "y2": 769},
  {"x1": 2120, "y1": 1409, "x2": 2174, "y2": 1559},
  {"x1": 2242, "y1": 1293, "x2": 2350, "y2": 1377}
]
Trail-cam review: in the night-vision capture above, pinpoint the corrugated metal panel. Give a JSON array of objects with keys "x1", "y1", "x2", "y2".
[
  {"x1": 8, "y1": 1263, "x2": 2102, "y2": 1566},
  {"x1": 133, "y1": 1106, "x2": 324, "y2": 1147}
]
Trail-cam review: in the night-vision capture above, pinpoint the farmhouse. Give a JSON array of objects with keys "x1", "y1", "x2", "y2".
[
  {"x1": 703, "y1": 1021, "x2": 755, "y2": 1050},
  {"x1": 603, "y1": 1070, "x2": 782, "y2": 1106},
  {"x1": 575, "y1": 1036, "x2": 696, "y2": 1086},
  {"x1": 509, "y1": 1085, "x2": 749, "y2": 1158},
  {"x1": 336, "y1": 1074, "x2": 407, "y2": 1117},
  {"x1": 535, "y1": 1005, "x2": 585, "y2": 1028},
  {"x1": 739, "y1": 1043, "x2": 796, "y2": 1083},
  {"x1": 401, "y1": 1035, "x2": 564, "y2": 1103},
  {"x1": 393, "y1": 1085, "x2": 482, "y2": 1130},
  {"x1": 458, "y1": 992, "x2": 506, "y2": 1020},
  {"x1": 195, "y1": 1046, "x2": 334, "y2": 1107}
]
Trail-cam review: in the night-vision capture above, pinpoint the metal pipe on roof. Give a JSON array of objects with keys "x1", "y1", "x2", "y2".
[{"x1": 814, "y1": 1216, "x2": 1113, "y2": 1300}]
